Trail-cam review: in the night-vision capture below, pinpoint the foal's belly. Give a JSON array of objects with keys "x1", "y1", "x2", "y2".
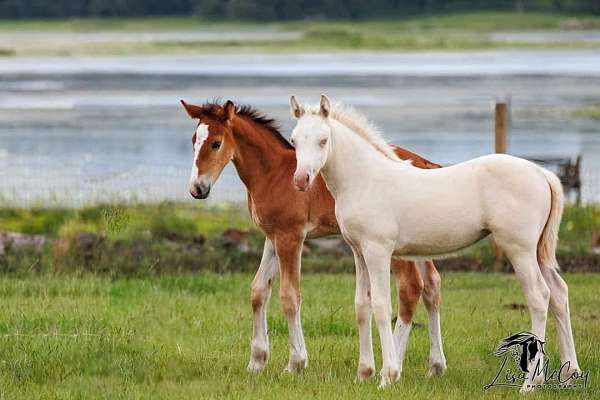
[{"x1": 392, "y1": 227, "x2": 491, "y2": 259}]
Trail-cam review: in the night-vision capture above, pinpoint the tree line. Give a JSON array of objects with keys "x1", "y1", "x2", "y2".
[{"x1": 0, "y1": 0, "x2": 598, "y2": 20}]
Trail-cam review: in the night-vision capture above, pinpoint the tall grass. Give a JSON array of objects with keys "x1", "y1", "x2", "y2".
[{"x1": 0, "y1": 202, "x2": 597, "y2": 276}]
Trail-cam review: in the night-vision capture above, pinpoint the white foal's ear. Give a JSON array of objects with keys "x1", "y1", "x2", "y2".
[
  {"x1": 290, "y1": 95, "x2": 305, "y2": 119},
  {"x1": 319, "y1": 94, "x2": 331, "y2": 118}
]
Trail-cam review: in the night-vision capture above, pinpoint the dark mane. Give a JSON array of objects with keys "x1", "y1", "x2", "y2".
[{"x1": 200, "y1": 101, "x2": 293, "y2": 150}]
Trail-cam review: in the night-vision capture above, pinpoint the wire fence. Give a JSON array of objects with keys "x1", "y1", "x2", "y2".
[{"x1": 0, "y1": 156, "x2": 245, "y2": 208}]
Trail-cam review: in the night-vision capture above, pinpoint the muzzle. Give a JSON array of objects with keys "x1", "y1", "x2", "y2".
[
  {"x1": 293, "y1": 170, "x2": 311, "y2": 191},
  {"x1": 190, "y1": 180, "x2": 211, "y2": 199}
]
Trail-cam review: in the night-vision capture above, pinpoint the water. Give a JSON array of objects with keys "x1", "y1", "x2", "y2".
[{"x1": 1, "y1": 50, "x2": 599, "y2": 206}]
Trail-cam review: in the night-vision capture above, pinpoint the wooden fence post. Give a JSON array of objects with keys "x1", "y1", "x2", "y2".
[
  {"x1": 495, "y1": 102, "x2": 508, "y2": 154},
  {"x1": 492, "y1": 101, "x2": 509, "y2": 271}
]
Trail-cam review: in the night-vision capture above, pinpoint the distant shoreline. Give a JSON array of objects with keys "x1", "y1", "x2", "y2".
[{"x1": 1, "y1": 12, "x2": 600, "y2": 56}]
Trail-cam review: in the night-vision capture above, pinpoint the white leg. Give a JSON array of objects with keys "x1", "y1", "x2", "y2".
[
  {"x1": 507, "y1": 251, "x2": 550, "y2": 393},
  {"x1": 393, "y1": 318, "x2": 411, "y2": 375},
  {"x1": 391, "y1": 259, "x2": 423, "y2": 375},
  {"x1": 284, "y1": 303, "x2": 307, "y2": 373},
  {"x1": 540, "y1": 266, "x2": 580, "y2": 376},
  {"x1": 275, "y1": 234, "x2": 308, "y2": 373},
  {"x1": 351, "y1": 247, "x2": 375, "y2": 380},
  {"x1": 247, "y1": 238, "x2": 278, "y2": 373},
  {"x1": 362, "y1": 243, "x2": 398, "y2": 388},
  {"x1": 417, "y1": 260, "x2": 447, "y2": 376}
]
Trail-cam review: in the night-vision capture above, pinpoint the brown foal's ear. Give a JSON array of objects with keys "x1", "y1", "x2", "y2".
[
  {"x1": 223, "y1": 100, "x2": 236, "y2": 122},
  {"x1": 319, "y1": 94, "x2": 331, "y2": 118},
  {"x1": 290, "y1": 95, "x2": 305, "y2": 119},
  {"x1": 180, "y1": 100, "x2": 203, "y2": 119}
]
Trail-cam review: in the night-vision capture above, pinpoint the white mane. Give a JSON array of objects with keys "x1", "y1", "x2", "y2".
[{"x1": 309, "y1": 102, "x2": 401, "y2": 162}]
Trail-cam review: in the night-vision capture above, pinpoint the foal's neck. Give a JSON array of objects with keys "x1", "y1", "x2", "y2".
[
  {"x1": 230, "y1": 116, "x2": 293, "y2": 193},
  {"x1": 322, "y1": 121, "x2": 395, "y2": 197}
]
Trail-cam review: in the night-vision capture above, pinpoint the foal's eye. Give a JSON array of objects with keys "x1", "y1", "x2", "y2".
[
  {"x1": 319, "y1": 138, "x2": 328, "y2": 147},
  {"x1": 290, "y1": 138, "x2": 295, "y2": 146},
  {"x1": 211, "y1": 141, "x2": 222, "y2": 150}
]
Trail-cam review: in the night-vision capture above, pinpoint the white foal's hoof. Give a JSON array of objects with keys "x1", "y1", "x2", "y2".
[
  {"x1": 559, "y1": 362, "x2": 581, "y2": 381},
  {"x1": 247, "y1": 347, "x2": 269, "y2": 373},
  {"x1": 427, "y1": 357, "x2": 447, "y2": 377},
  {"x1": 519, "y1": 382, "x2": 536, "y2": 394},
  {"x1": 378, "y1": 366, "x2": 400, "y2": 389},
  {"x1": 519, "y1": 371, "x2": 545, "y2": 393},
  {"x1": 283, "y1": 356, "x2": 307, "y2": 373},
  {"x1": 356, "y1": 363, "x2": 375, "y2": 381}
]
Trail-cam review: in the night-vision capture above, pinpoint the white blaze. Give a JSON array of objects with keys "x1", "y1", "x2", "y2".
[{"x1": 190, "y1": 123, "x2": 209, "y2": 184}]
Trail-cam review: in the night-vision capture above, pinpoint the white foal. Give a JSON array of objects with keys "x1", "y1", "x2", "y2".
[{"x1": 289, "y1": 95, "x2": 580, "y2": 391}]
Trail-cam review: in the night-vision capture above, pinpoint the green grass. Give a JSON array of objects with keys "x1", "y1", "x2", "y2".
[
  {"x1": 0, "y1": 202, "x2": 597, "y2": 276},
  {"x1": 0, "y1": 272, "x2": 598, "y2": 399},
  {"x1": 573, "y1": 102, "x2": 600, "y2": 120},
  {"x1": 2, "y1": 12, "x2": 600, "y2": 33},
  {"x1": 0, "y1": 203, "x2": 253, "y2": 239},
  {"x1": 0, "y1": 16, "x2": 276, "y2": 32},
  {"x1": 0, "y1": 202, "x2": 595, "y2": 250},
  {"x1": 2, "y1": 12, "x2": 600, "y2": 55}
]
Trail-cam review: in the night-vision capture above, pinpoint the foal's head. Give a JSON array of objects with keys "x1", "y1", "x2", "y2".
[
  {"x1": 180, "y1": 100, "x2": 236, "y2": 199},
  {"x1": 289, "y1": 94, "x2": 332, "y2": 191}
]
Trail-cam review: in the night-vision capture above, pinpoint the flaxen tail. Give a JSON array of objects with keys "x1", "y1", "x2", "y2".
[{"x1": 537, "y1": 168, "x2": 564, "y2": 270}]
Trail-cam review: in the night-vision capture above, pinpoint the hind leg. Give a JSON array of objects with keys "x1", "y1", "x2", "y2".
[
  {"x1": 540, "y1": 266, "x2": 580, "y2": 376},
  {"x1": 418, "y1": 260, "x2": 447, "y2": 377},
  {"x1": 391, "y1": 259, "x2": 423, "y2": 375},
  {"x1": 504, "y1": 249, "x2": 550, "y2": 393}
]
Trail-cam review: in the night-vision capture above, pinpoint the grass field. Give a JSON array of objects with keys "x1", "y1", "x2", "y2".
[
  {"x1": 2, "y1": 12, "x2": 600, "y2": 55},
  {"x1": 0, "y1": 272, "x2": 598, "y2": 399}
]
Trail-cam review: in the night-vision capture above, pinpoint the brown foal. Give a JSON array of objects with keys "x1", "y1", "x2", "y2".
[{"x1": 181, "y1": 100, "x2": 446, "y2": 377}]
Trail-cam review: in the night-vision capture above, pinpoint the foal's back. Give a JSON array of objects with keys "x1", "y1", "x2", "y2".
[{"x1": 359, "y1": 154, "x2": 553, "y2": 257}]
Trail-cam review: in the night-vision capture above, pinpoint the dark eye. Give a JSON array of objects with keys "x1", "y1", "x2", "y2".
[
  {"x1": 211, "y1": 141, "x2": 222, "y2": 150},
  {"x1": 290, "y1": 138, "x2": 295, "y2": 146},
  {"x1": 319, "y1": 138, "x2": 328, "y2": 147}
]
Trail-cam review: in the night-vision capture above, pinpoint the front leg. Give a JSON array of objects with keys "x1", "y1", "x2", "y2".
[
  {"x1": 349, "y1": 245, "x2": 376, "y2": 380},
  {"x1": 274, "y1": 231, "x2": 308, "y2": 373},
  {"x1": 248, "y1": 238, "x2": 278, "y2": 373},
  {"x1": 362, "y1": 242, "x2": 399, "y2": 388}
]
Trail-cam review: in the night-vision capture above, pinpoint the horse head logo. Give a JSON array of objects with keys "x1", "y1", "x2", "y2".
[{"x1": 495, "y1": 332, "x2": 545, "y2": 373}]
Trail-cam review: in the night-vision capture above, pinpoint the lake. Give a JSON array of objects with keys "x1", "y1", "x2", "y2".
[{"x1": 1, "y1": 50, "x2": 599, "y2": 206}]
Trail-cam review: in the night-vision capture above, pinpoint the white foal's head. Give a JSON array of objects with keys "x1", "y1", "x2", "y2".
[{"x1": 289, "y1": 94, "x2": 332, "y2": 191}]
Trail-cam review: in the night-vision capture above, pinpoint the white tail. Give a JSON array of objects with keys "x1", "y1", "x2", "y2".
[{"x1": 537, "y1": 168, "x2": 564, "y2": 270}]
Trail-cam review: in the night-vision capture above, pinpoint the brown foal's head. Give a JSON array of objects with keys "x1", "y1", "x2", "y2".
[{"x1": 181, "y1": 100, "x2": 236, "y2": 199}]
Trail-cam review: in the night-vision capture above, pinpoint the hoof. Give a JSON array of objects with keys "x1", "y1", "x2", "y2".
[
  {"x1": 519, "y1": 374, "x2": 544, "y2": 393},
  {"x1": 519, "y1": 383, "x2": 536, "y2": 394},
  {"x1": 378, "y1": 366, "x2": 400, "y2": 389},
  {"x1": 284, "y1": 356, "x2": 307, "y2": 373},
  {"x1": 427, "y1": 358, "x2": 447, "y2": 377},
  {"x1": 247, "y1": 347, "x2": 268, "y2": 373},
  {"x1": 357, "y1": 363, "x2": 375, "y2": 381},
  {"x1": 559, "y1": 362, "x2": 581, "y2": 381}
]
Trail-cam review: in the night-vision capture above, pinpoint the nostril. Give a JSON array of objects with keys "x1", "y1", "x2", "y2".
[{"x1": 190, "y1": 181, "x2": 210, "y2": 199}]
